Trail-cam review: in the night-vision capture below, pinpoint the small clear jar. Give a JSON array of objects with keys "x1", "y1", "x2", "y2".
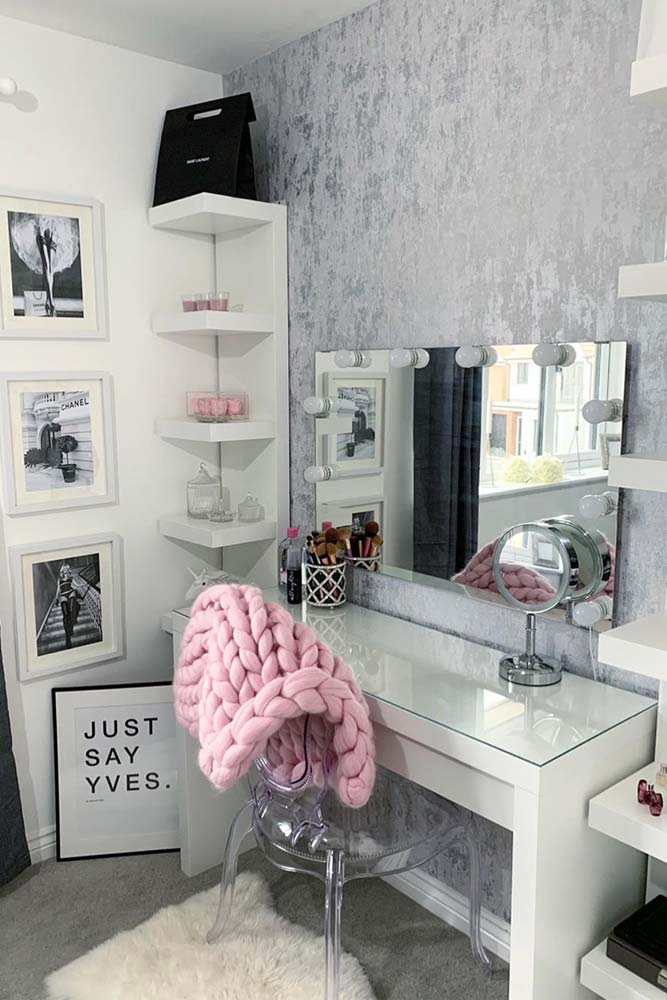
[{"x1": 187, "y1": 463, "x2": 221, "y2": 519}]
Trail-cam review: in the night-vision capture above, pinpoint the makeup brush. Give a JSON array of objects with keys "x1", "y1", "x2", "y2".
[
  {"x1": 316, "y1": 541, "x2": 329, "y2": 563},
  {"x1": 370, "y1": 533, "x2": 383, "y2": 557},
  {"x1": 325, "y1": 527, "x2": 339, "y2": 545},
  {"x1": 362, "y1": 521, "x2": 380, "y2": 558},
  {"x1": 326, "y1": 543, "x2": 338, "y2": 564}
]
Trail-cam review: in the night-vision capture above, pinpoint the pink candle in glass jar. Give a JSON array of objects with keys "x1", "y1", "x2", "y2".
[{"x1": 226, "y1": 396, "x2": 245, "y2": 417}]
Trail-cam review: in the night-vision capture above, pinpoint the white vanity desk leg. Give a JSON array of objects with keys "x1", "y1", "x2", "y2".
[{"x1": 509, "y1": 713, "x2": 653, "y2": 1000}]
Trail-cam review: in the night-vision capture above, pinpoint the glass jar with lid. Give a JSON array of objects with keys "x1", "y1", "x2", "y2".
[{"x1": 187, "y1": 463, "x2": 221, "y2": 519}]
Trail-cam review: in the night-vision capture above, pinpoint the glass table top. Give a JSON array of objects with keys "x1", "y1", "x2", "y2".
[{"x1": 173, "y1": 589, "x2": 655, "y2": 768}]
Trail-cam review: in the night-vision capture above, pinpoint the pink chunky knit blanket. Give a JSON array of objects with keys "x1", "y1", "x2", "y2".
[{"x1": 174, "y1": 583, "x2": 376, "y2": 807}]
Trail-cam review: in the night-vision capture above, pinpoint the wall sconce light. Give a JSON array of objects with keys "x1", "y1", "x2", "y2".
[
  {"x1": 577, "y1": 491, "x2": 618, "y2": 520},
  {"x1": 455, "y1": 345, "x2": 498, "y2": 369},
  {"x1": 388, "y1": 348, "x2": 430, "y2": 369},
  {"x1": 302, "y1": 396, "x2": 356, "y2": 417},
  {"x1": 334, "y1": 350, "x2": 371, "y2": 369},
  {"x1": 582, "y1": 398, "x2": 623, "y2": 424},
  {"x1": 0, "y1": 77, "x2": 18, "y2": 98},
  {"x1": 572, "y1": 595, "x2": 612, "y2": 627},
  {"x1": 304, "y1": 464, "x2": 379, "y2": 483},
  {"x1": 532, "y1": 343, "x2": 576, "y2": 368}
]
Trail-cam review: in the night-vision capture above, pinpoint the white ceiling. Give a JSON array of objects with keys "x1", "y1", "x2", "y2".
[{"x1": 0, "y1": 0, "x2": 376, "y2": 73}]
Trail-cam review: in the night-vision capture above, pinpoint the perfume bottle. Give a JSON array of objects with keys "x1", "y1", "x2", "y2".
[{"x1": 278, "y1": 527, "x2": 299, "y2": 591}]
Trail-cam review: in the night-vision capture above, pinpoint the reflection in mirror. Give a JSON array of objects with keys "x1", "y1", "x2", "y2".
[{"x1": 311, "y1": 341, "x2": 627, "y2": 622}]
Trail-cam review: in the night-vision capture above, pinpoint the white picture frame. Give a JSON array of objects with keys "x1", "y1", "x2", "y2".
[
  {"x1": 0, "y1": 191, "x2": 108, "y2": 340},
  {"x1": 318, "y1": 497, "x2": 385, "y2": 533},
  {"x1": 0, "y1": 371, "x2": 117, "y2": 515},
  {"x1": 324, "y1": 373, "x2": 385, "y2": 472},
  {"x1": 12, "y1": 532, "x2": 125, "y2": 682},
  {"x1": 53, "y1": 683, "x2": 179, "y2": 860}
]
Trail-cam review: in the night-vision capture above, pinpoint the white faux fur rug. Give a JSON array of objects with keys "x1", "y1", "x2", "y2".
[{"x1": 45, "y1": 871, "x2": 375, "y2": 1000}]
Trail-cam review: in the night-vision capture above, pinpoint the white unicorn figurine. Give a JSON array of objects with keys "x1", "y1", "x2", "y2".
[{"x1": 184, "y1": 567, "x2": 236, "y2": 604}]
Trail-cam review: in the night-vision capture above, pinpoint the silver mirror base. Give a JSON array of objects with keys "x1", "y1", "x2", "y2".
[{"x1": 499, "y1": 654, "x2": 562, "y2": 687}]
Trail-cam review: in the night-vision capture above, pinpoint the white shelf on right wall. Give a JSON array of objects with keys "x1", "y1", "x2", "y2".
[
  {"x1": 618, "y1": 262, "x2": 667, "y2": 301},
  {"x1": 608, "y1": 454, "x2": 667, "y2": 493},
  {"x1": 581, "y1": 941, "x2": 666, "y2": 999},
  {"x1": 598, "y1": 611, "x2": 667, "y2": 680}
]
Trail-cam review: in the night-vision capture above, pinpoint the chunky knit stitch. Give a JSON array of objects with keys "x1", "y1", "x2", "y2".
[{"x1": 174, "y1": 583, "x2": 376, "y2": 807}]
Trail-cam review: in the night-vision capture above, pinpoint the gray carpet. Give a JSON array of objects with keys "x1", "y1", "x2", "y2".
[{"x1": 0, "y1": 848, "x2": 509, "y2": 1000}]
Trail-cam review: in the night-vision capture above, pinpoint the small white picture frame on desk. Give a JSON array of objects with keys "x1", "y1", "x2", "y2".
[
  {"x1": 52, "y1": 683, "x2": 179, "y2": 860},
  {"x1": 324, "y1": 373, "x2": 385, "y2": 472},
  {"x1": 0, "y1": 371, "x2": 117, "y2": 515},
  {"x1": 0, "y1": 191, "x2": 108, "y2": 339},
  {"x1": 11, "y1": 532, "x2": 125, "y2": 682}
]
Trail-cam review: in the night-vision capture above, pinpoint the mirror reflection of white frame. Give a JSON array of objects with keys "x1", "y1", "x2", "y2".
[
  {"x1": 319, "y1": 497, "x2": 384, "y2": 534},
  {"x1": 323, "y1": 372, "x2": 385, "y2": 472}
]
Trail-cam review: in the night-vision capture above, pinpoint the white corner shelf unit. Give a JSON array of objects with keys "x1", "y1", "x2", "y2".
[
  {"x1": 152, "y1": 311, "x2": 274, "y2": 337},
  {"x1": 589, "y1": 759, "x2": 667, "y2": 862},
  {"x1": 155, "y1": 419, "x2": 276, "y2": 444},
  {"x1": 150, "y1": 193, "x2": 288, "y2": 584},
  {"x1": 608, "y1": 454, "x2": 667, "y2": 493},
  {"x1": 158, "y1": 514, "x2": 277, "y2": 549}
]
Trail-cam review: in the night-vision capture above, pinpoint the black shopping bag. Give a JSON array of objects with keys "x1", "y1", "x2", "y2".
[{"x1": 153, "y1": 93, "x2": 257, "y2": 206}]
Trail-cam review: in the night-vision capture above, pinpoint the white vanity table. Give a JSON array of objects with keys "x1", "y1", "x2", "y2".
[{"x1": 166, "y1": 592, "x2": 656, "y2": 1000}]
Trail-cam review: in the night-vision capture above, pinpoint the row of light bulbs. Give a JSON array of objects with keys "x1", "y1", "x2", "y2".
[{"x1": 332, "y1": 343, "x2": 579, "y2": 371}]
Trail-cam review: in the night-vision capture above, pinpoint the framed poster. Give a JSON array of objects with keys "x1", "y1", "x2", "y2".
[
  {"x1": 0, "y1": 371, "x2": 117, "y2": 514},
  {"x1": 0, "y1": 192, "x2": 108, "y2": 339},
  {"x1": 53, "y1": 683, "x2": 179, "y2": 860},
  {"x1": 12, "y1": 533, "x2": 124, "y2": 682},
  {"x1": 324, "y1": 374, "x2": 385, "y2": 472}
]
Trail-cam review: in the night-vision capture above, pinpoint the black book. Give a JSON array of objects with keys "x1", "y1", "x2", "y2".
[{"x1": 607, "y1": 895, "x2": 667, "y2": 993}]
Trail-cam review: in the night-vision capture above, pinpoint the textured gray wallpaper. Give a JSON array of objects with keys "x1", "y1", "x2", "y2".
[{"x1": 226, "y1": 0, "x2": 666, "y2": 922}]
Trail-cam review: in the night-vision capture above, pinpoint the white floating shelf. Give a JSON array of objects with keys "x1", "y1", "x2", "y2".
[
  {"x1": 159, "y1": 514, "x2": 277, "y2": 549},
  {"x1": 589, "y1": 760, "x2": 667, "y2": 862},
  {"x1": 631, "y1": 54, "x2": 667, "y2": 105},
  {"x1": 149, "y1": 193, "x2": 283, "y2": 236},
  {"x1": 152, "y1": 311, "x2": 274, "y2": 336},
  {"x1": 598, "y1": 612, "x2": 667, "y2": 681},
  {"x1": 618, "y1": 262, "x2": 667, "y2": 302},
  {"x1": 156, "y1": 419, "x2": 275, "y2": 443},
  {"x1": 581, "y1": 940, "x2": 665, "y2": 999},
  {"x1": 609, "y1": 454, "x2": 667, "y2": 493}
]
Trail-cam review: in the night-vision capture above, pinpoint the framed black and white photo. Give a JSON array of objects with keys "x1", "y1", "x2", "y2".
[
  {"x1": 0, "y1": 192, "x2": 107, "y2": 339},
  {"x1": 324, "y1": 374, "x2": 384, "y2": 472},
  {"x1": 53, "y1": 684, "x2": 179, "y2": 860},
  {"x1": 12, "y1": 533, "x2": 124, "y2": 682},
  {"x1": 0, "y1": 371, "x2": 117, "y2": 515},
  {"x1": 319, "y1": 497, "x2": 384, "y2": 533}
]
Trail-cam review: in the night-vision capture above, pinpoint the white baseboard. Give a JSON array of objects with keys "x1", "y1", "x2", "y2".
[
  {"x1": 383, "y1": 867, "x2": 511, "y2": 964},
  {"x1": 28, "y1": 825, "x2": 57, "y2": 864}
]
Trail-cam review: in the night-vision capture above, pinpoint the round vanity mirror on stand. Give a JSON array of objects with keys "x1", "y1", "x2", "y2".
[{"x1": 492, "y1": 519, "x2": 611, "y2": 688}]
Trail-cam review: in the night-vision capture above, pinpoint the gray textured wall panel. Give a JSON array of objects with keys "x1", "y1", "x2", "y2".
[{"x1": 226, "y1": 0, "x2": 665, "y2": 921}]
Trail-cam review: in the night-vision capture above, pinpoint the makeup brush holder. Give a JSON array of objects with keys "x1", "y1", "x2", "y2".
[
  {"x1": 344, "y1": 553, "x2": 382, "y2": 573},
  {"x1": 304, "y1": 563, "x2": 347, "y2": 608}
]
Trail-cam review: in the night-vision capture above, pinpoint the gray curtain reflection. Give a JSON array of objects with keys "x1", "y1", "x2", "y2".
[{"x1": 413, "y1": 348, "x2": 482, "y2": 579}]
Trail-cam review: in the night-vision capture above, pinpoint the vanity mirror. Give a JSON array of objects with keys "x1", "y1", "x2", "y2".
[{"x1": 307, "y1": 340, "x2": 627, "y2": 624}]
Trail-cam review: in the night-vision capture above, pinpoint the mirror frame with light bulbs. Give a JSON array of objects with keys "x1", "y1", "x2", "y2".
[{"x1": 304, "y1": 339, "x2": 628, "y2": 629}]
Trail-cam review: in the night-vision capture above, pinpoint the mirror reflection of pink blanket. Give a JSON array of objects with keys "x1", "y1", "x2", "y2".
[{"x1": 453, "y1": 538, "x2": 615, "y2": 606}]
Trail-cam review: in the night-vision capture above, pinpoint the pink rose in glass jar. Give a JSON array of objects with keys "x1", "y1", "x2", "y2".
[
  {"x1": 226, "y1": 396, "x2": 245, "y2": 418},
  {"x1": 213, "y1": 396, "x2": 229, "y2": 420},
  {"x1": 192, "y1": 397, "x2": 206, "y2": 419}
]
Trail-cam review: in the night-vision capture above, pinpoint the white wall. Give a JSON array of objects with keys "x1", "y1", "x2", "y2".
[{"x1": 0, "y1": 16, "x2": 222, "y2": 857}]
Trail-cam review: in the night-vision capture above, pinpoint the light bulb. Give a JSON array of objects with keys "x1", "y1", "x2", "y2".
[
  {"x1": 455, "y1": 345, "x2": 498, "y2": 368},
  {"x1": 582, "y1": 398, "x2": 623, "y2": 424},
  {"x1": 334, "y1": 350, "x2": 371, "y2": 369},
  {"x1": 389, "y1": 348, "x2": 430, "y2": 369},
  {"x1": 532, "y1": 343, "x2": 576, "y2": 368},
  {"x1": 572, "y1": 596, "x2": 612, "y2": 627},
  {"x1": 302, "y1": 396, "x2": 357, "y2": 417},
  {"x1": 577, "y1": 491, "x2": 618, "y2": 520},
  {"x1": 304, "y1": 464, "x2": 338, "y2": 483},
  {"x1": 0, "y1": 77, "x2": 18, "y2": 98}
]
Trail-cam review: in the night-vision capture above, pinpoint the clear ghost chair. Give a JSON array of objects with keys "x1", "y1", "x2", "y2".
[{"x1": 208, "y1": 716, "x2": 490, "y2": 1000}]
